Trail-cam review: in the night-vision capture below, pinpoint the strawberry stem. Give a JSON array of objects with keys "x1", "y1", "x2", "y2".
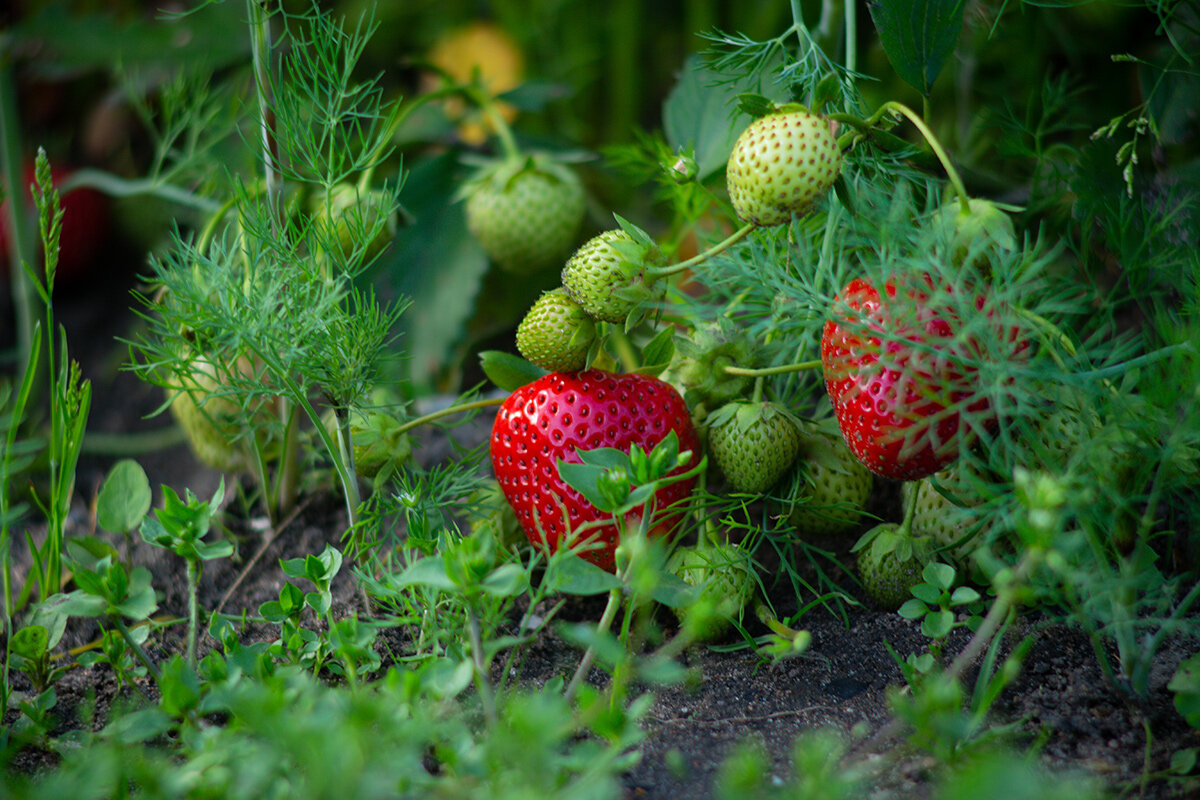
[
  {"x1": 873, "y1": 101, "x2": 971, "y2": 213},
  {"x1": 650, "y1": 222, "x2": 755, "y2": 278},
  {"x1": 898, "y1": 480, "x2": 920, "y2": 537},
  {"x1": 391, "y1": 396, "x2": 506, "y2": 438},
  {"x1": 722, "y1": 360, "x2": 822, "y2": 377}
]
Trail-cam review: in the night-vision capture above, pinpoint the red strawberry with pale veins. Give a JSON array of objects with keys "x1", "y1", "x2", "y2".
[
  {"x1": 821, "y1": 275, "x2": 1011, "y2": 481},
  {"x1": 490, "y1": 369, "x2": 699, "y2": 571}
]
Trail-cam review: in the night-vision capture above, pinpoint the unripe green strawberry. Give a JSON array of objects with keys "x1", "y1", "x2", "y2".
[
  {"x1": 936, "y1": 197, "x2": 1017, "y2": 273},
  {"x1": 516, "y1": 288, "x2": 596, "y2": 372},
  {"x1": 312, "y1": 182, "x2": 397, "y2": 264},
  {"x1": 788, "y1": 421, "x2": 874, "y2": 538},
  {"x1": 561, "y1": 227, "x2": 665, "y2": 324},
  {"x1": 853, "y1": 523, "x2": 929, "y2": 611},
  {"x1": 464, "y1": 155, "x2": 585, "y2": 274},
  {"x1": 707, "y1": 401, "x2": 803, "y2": 494},
  {"x1": 667, "y1": 542, "x2": 755, "y2": 642},
  {"x1": 323, "y1": 401, "x2": 413, "y2": 486},
  {"x1": 901, "y1": 460, "x2": 991, "y2": 557},
  {"x1": 726, "y1": 107, "x2": 842, "y2": 226}
]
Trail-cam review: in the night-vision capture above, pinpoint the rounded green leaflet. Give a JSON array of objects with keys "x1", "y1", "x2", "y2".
[{"x1": 96, "y1": 459, "x2": 152, "y2": 535}]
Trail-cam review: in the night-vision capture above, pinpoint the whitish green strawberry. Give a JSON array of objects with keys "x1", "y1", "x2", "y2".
[
  {"x1": 667, "y1": 542, "x2": 755, "y2": 642},
  {"x1": 464, "y1": 155, "x2": 585, "y2": 274},
  {"x1": 726, "y1": 106, "x2": 842, "y2": 226},
  {"x1": 788, "y1": 421, "x2": 874, "y2": 538},
  {"x1": 312, "y1": 182, "x2": 398, "y2": 264},
  {"x1": 707, "y1": 401, "x2": 803, "y2": 494},
  {"x1": 170, "y1": 355, "x2": 275, "y2": 473},
  {"x1": 516, "y1": 288, "x2": 596, "y2": 372},
  {"x1": 561, "y1": 226, "x2": 665, "y2": 324},
  {"x1": 853, "y1": 524, "x2": 929, "y2": 611}
]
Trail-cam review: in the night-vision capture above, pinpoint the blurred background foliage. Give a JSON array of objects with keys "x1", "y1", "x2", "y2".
[{"x1": 1, "y1": 0, "x2": 1195, "y2": 393}]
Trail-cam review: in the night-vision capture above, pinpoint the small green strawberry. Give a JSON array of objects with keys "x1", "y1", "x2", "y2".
[
  {"x1": 853, "y1": 523, "x2": 930, "y2": 611},
  {"x1": 726, "y1": 106, "x2": 842, "y2": 226},
  {"x1": 464, "y1": 155, "x2": 585, "y2": 274},
  {"x1": 515, "y1": 288, "x2": 596, "y2": 372},
  {"x1": 787, "y1": 421, "x2": 874, "y2": 538},
  {"x1": 707, "y1": 401, "x2": 803, "y2": 494},
  {"x1": 561, "y1": 225, "x2": 665, "y2": 324},
  {"x1": 312, "y1": 182, "x2": 398, "y2": 264},
  {"x1": 667, "y1": 542, "x2": 755, "y2": 642},
  {"x1": 936, "y1": 197, "x2": 1017, "y2": 273},
  {"x1": 901, "y1": 460, "x2": 991, "y2": 557}
]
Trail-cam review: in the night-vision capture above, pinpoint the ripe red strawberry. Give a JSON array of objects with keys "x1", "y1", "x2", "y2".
[
  {"x1": 490, "y1": 369, "x2": 699, "y2": 571},
  {"x1": 725, "y1": 106, "x2": 842, "y2": 226},
  {"x1": 821, "y1": 275, "x2": 1010, "y2": 481}
]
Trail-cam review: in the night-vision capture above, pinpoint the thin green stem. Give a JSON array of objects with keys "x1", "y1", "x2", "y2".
[
  {"x1": 844, "y1": 0, "x2": 857, "y2": 73},
  {"x1": 61, "y1": 170, "x2": 222, "y2": 215},
  {"x1": 607, "y1": 326, "x2": 641, "y2": 373},
  {"x1": 467, "y1": 604, "x2": 498, "y2": 727},
  {"x1": 114, "y1": 616, "x2": 162, "y2": 687},
  {"x1": 392, "y1": 396, "x2": 506, "y2": 438},
  {"x1": 565, "y1": 584, "x2": 623, "y2": 705},
  {"x1": 877, "y1": 101, "x2": 971, "y2": 211},
  {"x1": 186, "y1": 560, "x2": 199, "y2": 669},
  {"x1": 80, "y1": 425, "x2": 187, "y2": 456},
  {"x1": 0, "y1": 64, "x2": 38, "y2": 389},
  {"x1": 722, "y1": 360, "x2": 822, "y2": 377},
  {"x1": 897, "y1": 482, "x2": 919, "y2": 537},
  {"x1": 650, "y1": 223, "x2": 756, "y2": 278}
]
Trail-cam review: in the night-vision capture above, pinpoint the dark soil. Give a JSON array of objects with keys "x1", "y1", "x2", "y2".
[{"x1": 4, "y1": 276, "x2": 1199, "y2": 799}]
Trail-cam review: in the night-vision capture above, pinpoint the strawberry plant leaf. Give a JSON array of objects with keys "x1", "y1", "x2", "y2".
[
  {"x1": 868, "y1": 0, "x2": 966, "y2": 97},
  {"x1": 663, "y1": 56, "x2": 763, "y2": 179},
  {"x1": 479, "y1": 350, "x2": 546, "y2": 392}
]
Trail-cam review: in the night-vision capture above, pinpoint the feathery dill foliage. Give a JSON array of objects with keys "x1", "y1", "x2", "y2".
[{"x1": 127, "y1": 1, "x2": 407, "y2": 522}]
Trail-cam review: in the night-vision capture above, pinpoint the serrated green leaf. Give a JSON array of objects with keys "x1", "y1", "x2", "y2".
[
  {"x1": 950, "y1": 586, "x2": 981, "y2": 606},
  {"x1": 557, "y1": 460, "x2": 619, "y2": 512},
  {"x1": 869, "y1": 0, "x2": 966, "y2": 97},
  {"x1": 640, "y1": 326, "x2": 675, "y2": 372},
  {"x1": 923, "y1": 561, "x2": 956, "y2": 590},
  {"x1": 393, "y1": 555, "x2": 457, "y2": 592},
  {"x1": 911, "y1": 583, "x2": 942, "y2": 604},
  {"x1": 897, "y1": 598, "x2": 928, "y2": 619}
]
